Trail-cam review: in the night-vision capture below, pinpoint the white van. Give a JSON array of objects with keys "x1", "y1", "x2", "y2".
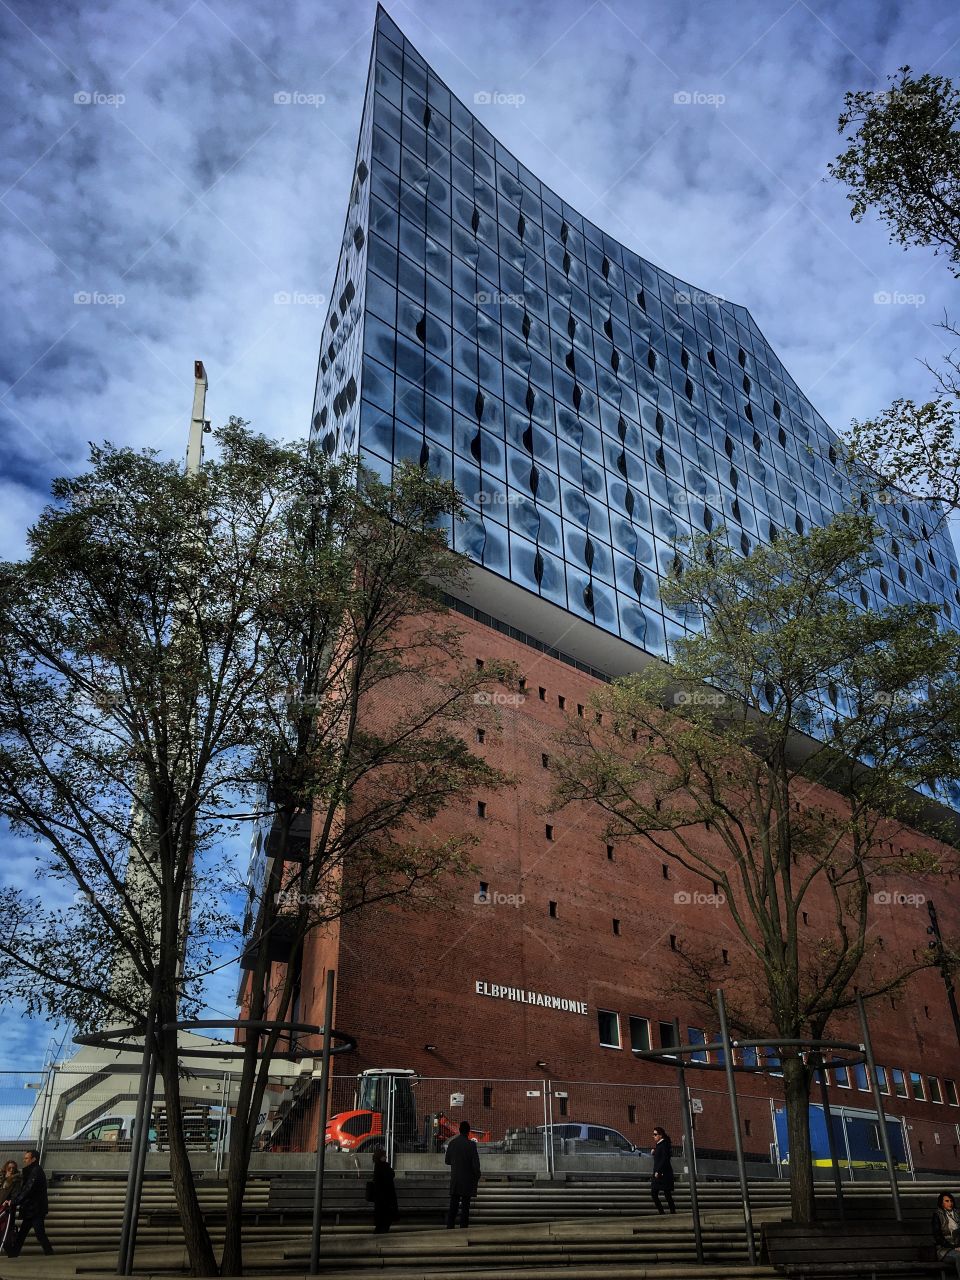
[
  {"x1": 68, "y1": 1110, "x2": 229, "y2": 1150},
  {"x1": 68, "y1": 1114, "x2": 155, "y2": 1146}
]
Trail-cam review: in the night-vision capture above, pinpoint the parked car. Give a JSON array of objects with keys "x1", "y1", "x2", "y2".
[{"x1": 503, "y1": 1123, "x2": 642, "y2": 1155}]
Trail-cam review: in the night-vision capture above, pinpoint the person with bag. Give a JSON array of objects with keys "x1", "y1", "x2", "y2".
[
  {"x1": 368, "y1": 1147, "x2": 398, "y2": 1234},
  {"x1": 2, "y1": 1149, "x2": 53, "y2": 1256},
  {"x1": 651, "y1": 1126, "x2": 676, "y2": 1215},
  {"x1": 0, "y1": 1161, "x2": 21, "y2": 1253}
]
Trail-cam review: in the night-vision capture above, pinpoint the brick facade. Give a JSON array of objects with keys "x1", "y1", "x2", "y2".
[{"x1": 285, "y1": 608, "x2": 960, "y2": 1167}]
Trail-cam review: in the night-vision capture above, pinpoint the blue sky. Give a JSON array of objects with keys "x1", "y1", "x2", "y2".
[{"x1": 1, "y1": 0, "x2": 959, "y2": 1066}]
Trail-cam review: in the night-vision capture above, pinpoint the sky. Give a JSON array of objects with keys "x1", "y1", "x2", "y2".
[{"x1": 1, "y1": 0, "x2": 959, "y2": 1068}]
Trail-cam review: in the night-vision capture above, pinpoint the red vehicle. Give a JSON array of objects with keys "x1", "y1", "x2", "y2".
[{"x1": 325, "y1": 1069, "x2": 491, "y2": 1153}]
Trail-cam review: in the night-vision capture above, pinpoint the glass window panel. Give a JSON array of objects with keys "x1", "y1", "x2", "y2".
[
  {"x1": 688, "y1": 1027, "x2": 708, "y2": 1063},
  {"x1": 629, "y1": 1017, "x2": 651, "y2": 1053},
  {"x1": 598, "y1": 1010, "x2": 620, "y2": 1049}
]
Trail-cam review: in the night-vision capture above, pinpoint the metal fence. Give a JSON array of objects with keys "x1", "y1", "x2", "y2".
[
  {"x1": 2, "y1": 1063, "x2": 959, "y2": 1182},
  {"x1": 904, "y1": 1113, "x2": 960, "y2": 1176}
]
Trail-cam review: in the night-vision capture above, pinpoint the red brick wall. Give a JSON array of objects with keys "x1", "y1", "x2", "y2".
[{"x1": 287, "y1": 609, "x2": 960, "y2": 1161}]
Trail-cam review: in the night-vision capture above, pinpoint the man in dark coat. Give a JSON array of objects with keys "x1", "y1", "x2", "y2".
[
  {"x1": 2, "y1": 1149, "x2": 53, "y2": 1256},
  {"x1": 651, "y1": 1126, "x2": 676, "y2": 1215},
  {"x1": 369, "y1": 1148, "x2": 398, "y2": 1234},
  {"x1": 445, "y1": 1120, "x2": 480, "y2": 1228}
]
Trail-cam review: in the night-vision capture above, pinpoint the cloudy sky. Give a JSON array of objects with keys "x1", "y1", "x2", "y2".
[{"x1": 1, "y1": 0, "x2": 958, "y2": 1068}]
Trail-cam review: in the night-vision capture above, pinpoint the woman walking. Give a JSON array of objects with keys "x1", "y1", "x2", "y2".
[
  {"x1": 651, "y1": 1126, "x2": 676, "y2": 1215},
  {"x1": 0, "y1": 1161, "x2": 21, "y2": 1254}
]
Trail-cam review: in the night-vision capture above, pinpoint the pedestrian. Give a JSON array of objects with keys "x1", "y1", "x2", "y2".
[
  {"x1": 445, "y1": 1119, "x2": 480, "y2": 1229},
  {"x1": 369, "y1": 1147, "x2": 398, "y2": 1234},
  {"x1": 651, "y1": 1126, "x2": 676, "y2": 1215},
  {"x1": 0, "y1": 1161, "x2": 21, "y2": 1253},
  {"x1": 932, "y1": 1190, "x2": 960, "y2": 1276},
  {"x1": 2, "y1": 1150, "x2": 53, "y2": 1257}
]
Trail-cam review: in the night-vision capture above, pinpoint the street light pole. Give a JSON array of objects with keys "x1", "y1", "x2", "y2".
[
  {"x1": 856, "y1": 993, "x2": 902, "y2": 1223},
  {"x1": 717, "y1": 989, "x2": 756, "y2": 1265},
  {"x1": 672, "y1": 1018, "x2": 703, "y2": 1264},
  {"x1": 309, "y1": 969, "x2": 336, "y2": 1275}
]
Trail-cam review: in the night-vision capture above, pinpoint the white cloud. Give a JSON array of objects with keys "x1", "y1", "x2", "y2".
[{"x1": 2, "y1": 0, "x2": 959, "y2": 1059}]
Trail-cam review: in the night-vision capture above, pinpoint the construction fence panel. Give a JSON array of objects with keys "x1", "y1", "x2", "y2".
[
  {"x1": 0, "y1": 1071, "x2": 49, "y2": 1151},
  {"x1": 903, "y1": 1113, "x2": 960, "y2": 1177},
  {"x1": 385, "y1": 1077, "x2": 552, "y2": 1169},
  {"x1": 547, "y1": 1079, "x2": 686, "y2": 1173},
  {"x1": 693, "y1": 1085, "x2": 780, "y2": 1169}
]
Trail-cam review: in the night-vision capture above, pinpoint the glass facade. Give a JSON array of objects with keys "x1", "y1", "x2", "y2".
[{"x1": 311, "y1": 8, "x2": 960, "y2": 779}]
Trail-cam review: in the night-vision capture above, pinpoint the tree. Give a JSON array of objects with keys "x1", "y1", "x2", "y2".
[
  {"x1": 847, "y1": 396, "x2": 960, "y2": 516},
  {"x1": 830, "y1": 66, "x2": 960, "y2": 513},
  {"x1": 217, "y1": 454, "x2": 514, "y2": 1275},
  {"x1": 551, "y1": 513, "x2": 960, "y2": 1223},
  {"x1": 828, "y1": 65, "x2": 960, "y2": 275},
  {"x1": 0, "y1": 423, "x2": 511, "y2": 1275}
]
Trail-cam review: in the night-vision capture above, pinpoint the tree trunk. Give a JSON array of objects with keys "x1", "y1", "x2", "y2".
[
  {"x1": 219, "y1": 1034, "x2": 260, "y2": 1276},
  {"x1": 158, "y1": 1034, "x2": 219, "y2": 1276},
  {"x1": 783, "y1": 1053, "x2": 815, "y2": 1224},
  {"x1": 221, "y1": 842, "x2": 296, "y2": 1274}
]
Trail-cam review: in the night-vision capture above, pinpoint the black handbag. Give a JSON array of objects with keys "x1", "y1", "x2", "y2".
[{"x1": 365, "y1": 1179, "x2": 375, "y2": 1202}]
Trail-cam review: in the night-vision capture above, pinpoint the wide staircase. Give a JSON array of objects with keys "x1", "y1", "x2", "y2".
[{"x1": 25, "y1": 1173, "x2": 951, "y2": 1278}]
